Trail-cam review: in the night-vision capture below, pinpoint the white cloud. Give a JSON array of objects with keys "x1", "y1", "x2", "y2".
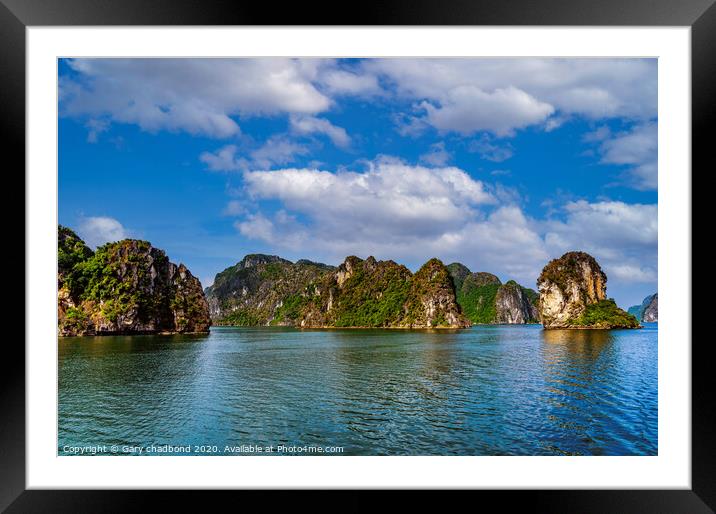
[
  {"x1": 544, "y1": 200, "x2": 657, "y2": 286},
  {"x1": 599, "y1": 122, "x2": 657, "y2": 190},
  {"x1": 468, "y1": 135, "x2": 514, "y2": 162},
  {"x1": 200, "y1": 136, "x2": 309, "y2": 172},
  {"x1": 223, "y1": 200, "x2": 245, "y2": 216},
  {"x1": 419, "y1": 142, "x2": 451, "y2": 166},
  {"x1": 231, "y1": 165, "x2": 656, "y2": 290},
  {"x1": 243, "y1": 160, "x2": 494, "y2": 241},
  {"x1": 420, "y1": 86, "x2": 554, "y2": 136},
  {"x1": 365, "y1": 58, "x2": 657, "y2": 122},
  {"x1": 61, "y1": 58, "x2": 657, "y2": 143},
  {"x1": 231, "y1": 160, "x2": 545, "y2": 285},
  {"x1": 85, "y1": 118, "x2": 109, "y2": 143},
  {"x1": 437, "y1": 206, "x2": 550, "y2": 283},
  {"x1": 60, "y1": 58, "x2": 335, "y2": 138},
  {"x1": 250, "y1": 136, "x2": 310, "y2": 169},
  {"x1": 235, "y1": 213, "x2": 275, "y2": 242},
  {"x1": 582, "y1": 125, "x2": 611, "y2": 142},
  {"x1": 547, "y1": 200, "x2": 657, "y2": 248},
  {"x1": 289, "y1": 115, "x2": 351, "y2": 148},
  {"x1": 235, "y1": 211, "x2": 307, "y2": 249},
  {"x1": 319, "y1": 68, "x2": 382, "y2": 96},
  {"x1": 608, "y1": 264, "x2": 657, "y2": 283},
  {"x1": 200, "y1": 144, "x2": 243, "y2": 171},
  {"x1": 77, "y1": 216, "x2": 129, "y2": 248}
]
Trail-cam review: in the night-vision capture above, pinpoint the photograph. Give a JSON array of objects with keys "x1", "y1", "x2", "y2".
[{"x1": 57, "y1": 57, "x2": 658, "y2": 457}]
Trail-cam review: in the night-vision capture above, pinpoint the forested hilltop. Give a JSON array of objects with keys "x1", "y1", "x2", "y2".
[
  {"x1": 446, "y1": 263, "x2": 539, "y2": 324},
  {"x1": 205, "y1": 254, "x2": 540, "y2": 329},
  {"x1": 57, "y1": 226, "x2": 210, "y2": 336}
]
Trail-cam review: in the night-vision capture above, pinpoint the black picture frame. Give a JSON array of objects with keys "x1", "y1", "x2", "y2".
[{"x1": 3, "y1": 0, "x2": 712, "y2": 510}]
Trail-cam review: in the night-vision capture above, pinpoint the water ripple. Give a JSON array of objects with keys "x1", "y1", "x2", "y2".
[{"x1": 58, "y1": 324, "x2": 657, "y2": 456}]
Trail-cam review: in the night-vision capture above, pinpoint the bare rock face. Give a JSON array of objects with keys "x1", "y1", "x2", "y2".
[
  {"x1": 495, "y1": 281, "x2": 540, "y2": 324},
  {"x1": 643, "y1": 294, "x2": 658, "y2": 322},
  {"x1": 204, "y1": 254, "x2": 334, "y2": 326},
  {"x1": 57, "y1": 226, "x2": 210, "y2": 336},
  {"x1": 628, "y1": 293, "x2": 658, "y2": 322},
  {"x1": 537, "y1": 251, "x2": 639, "y2": 329},
  {"x1": 537, "y1": 251, "x2": 607, "y2": 328}
]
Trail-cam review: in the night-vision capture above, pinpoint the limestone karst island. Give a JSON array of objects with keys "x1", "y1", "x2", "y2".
[{"x1": 57, "y1": 225, "x2": 651, "y2": 336}]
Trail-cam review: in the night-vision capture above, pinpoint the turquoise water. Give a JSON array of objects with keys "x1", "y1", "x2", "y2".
[{"x1": 58, "y1": 324, "x2": 657, "y2": 456}]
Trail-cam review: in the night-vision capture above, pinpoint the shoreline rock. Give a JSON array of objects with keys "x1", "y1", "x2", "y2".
[
  {"x1": 537, "y1": 251, "x2": 640, "y2": 330},
  {"x1": 58, "y1": 226, "x2": 210, "y2": 336}
]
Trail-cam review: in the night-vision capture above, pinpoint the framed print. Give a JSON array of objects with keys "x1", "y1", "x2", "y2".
[{"x1": 4, "y1": 0, "x2": 714, "y2": 510}]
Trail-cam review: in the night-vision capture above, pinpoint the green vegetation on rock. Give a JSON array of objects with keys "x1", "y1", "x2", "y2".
[
  {"x1": 271, "y1": 294, "x2": 312, "y2": 325},
  {"x1": 209, "y1": 255, "x2": 469, "y2": 328},
  {"x1": 58, "y1": 225, "x2": 94, "y2": 298},
  {"x1": 328, "y1": 259, "x2": 412, "y2": 327},
  {"x1": 57, "y1": 226, "x2": 210, "y2": 336},
  {"x1": 458, "y1": 283, "x2": 501, "y2": 323},
  {"x1": 538, "y1": 251, "x2": 606, "y2": 304},
  {"x1": 447, "y1": 264, "x2": 538, "y2": 324},
  {"x1": 207, "y1": 255, "x2": 334, "y2": 326},
  {"x1": 537, "y1": 251, "x2": 638, "y2": 329},
  {"x1": 570, "y1": 299, "x2": 641, "y2": 329}
]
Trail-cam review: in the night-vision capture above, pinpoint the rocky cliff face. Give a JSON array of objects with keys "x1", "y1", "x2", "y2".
[
  {"x1": 643, "y1": 294, "x2": 658, "y2": 322},
  {"x1": 208, "y1": 254, "x2": 470, "y2": 328},
  {"x1": 447, "y1": 263, "x2": 539, "y2": 324},
  {"x1": 495, "y1": 281, "x2": 540, "y2": 324},
  {"x1": 300, "y1": 256, "x2": 470, "y2": 328},
  {"x1": 628, "y1": 293, "x2": 658, "y2": 322},
  {"x1": 58, "y1": 226, "x2": 210, "y2": 336},
  {"x1": 204, "y1": 254, "x2": 334, "y2": 326},
  {"x1": 537, "y1": 251, "x2": 639, "y2": 329},
  {"x1": 398, "y1": 258, "x2": 471, "y2": 328}
]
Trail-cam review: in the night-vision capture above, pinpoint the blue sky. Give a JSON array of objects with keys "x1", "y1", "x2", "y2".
[{"x1": 58, "y1": 58, "x2": 657, "y2": 308}]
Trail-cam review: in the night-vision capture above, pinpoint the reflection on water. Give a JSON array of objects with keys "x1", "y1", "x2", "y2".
[{"x1": 59, "y1": 324, "x2": 657, "y2": 456}]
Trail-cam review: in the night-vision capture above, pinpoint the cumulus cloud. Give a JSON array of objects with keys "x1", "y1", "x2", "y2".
[
  {"x1": 230, "y1": 171, "x2": 656, "y2": 289},
  {"x1": 200, "y1": 144, "x2": 243, "y2": 171},
  {"x1": 77, "y1": 216, "x2": 129, "y2": 248},
  {"x1": 250, "y1": 136, "x2": 310, "y2": 169},
  {"x1": 228, "y1": 161, "x2": 544, "y2": 282},
  {"x1": 289, "y1": 115, "x2": 351, "y2": 148},
  {"x1": 60, "y1": 58, "x2": 335, "y2": 138},
  {"x1": 598, "y1": 122, "x2": 657, "y2": 190},
  {"x1": 200, "y1": 136, "x2": 309, "y2": 172},
  {"x1": 235, "y1": 211, "x2": 308, "y2": 249},
  {"x1": 544, "y1": 200, "x2": 657, "y2": 286},
  {"x1": 61, "y1": 58, "x2": 657, "y2": 142},
  {"x1": 419, "y1": 142, "x2": 451, "y2": 166},
  {"x1": 319, "y1": 68, "x2": 382, "y2": 96},
  {"x1": 420, "y1": 86, "x2": 554, "y2": 136},
  {"x1": 437, "y1": 206, "x2": 550, "y2": 283},
  {"x1": 365, "y1": 58, "x2": 657, "y2": 122},
  {"x1": 243, "y1": 160, "x2": 494, "y2": 240}
]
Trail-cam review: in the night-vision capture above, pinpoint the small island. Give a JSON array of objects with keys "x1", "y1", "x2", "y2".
[
  {"x1": 58, "y1": 226, "x2": 210, "y2": 336},
  {"x1": 537, "y1": 251, "x2": 640, "y2": 329}
]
